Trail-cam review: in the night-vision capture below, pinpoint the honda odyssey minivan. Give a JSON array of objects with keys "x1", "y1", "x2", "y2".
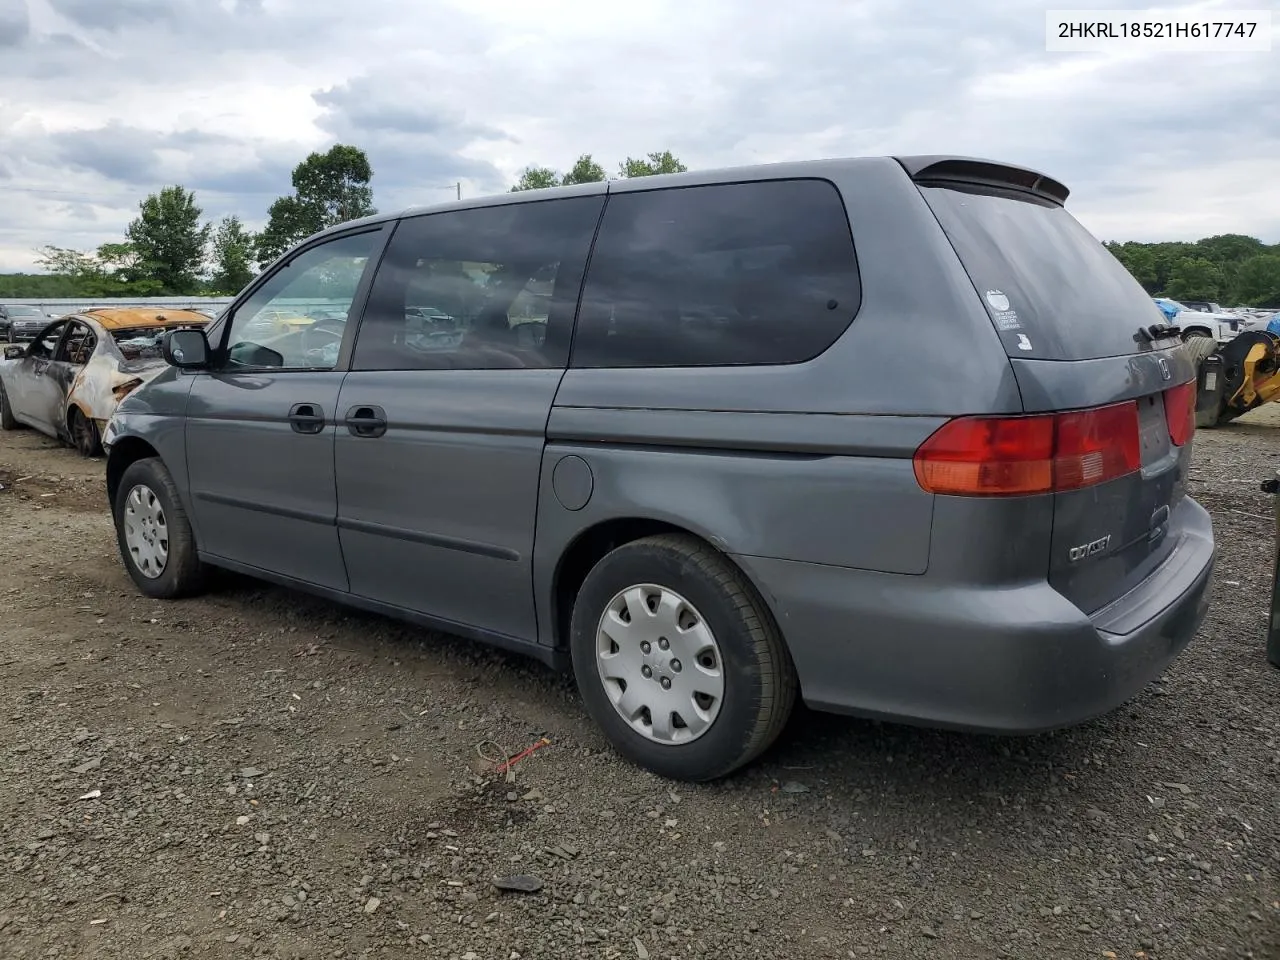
[{"x1": 102, "y1": 155, "x2": 1214, "y2": 782}]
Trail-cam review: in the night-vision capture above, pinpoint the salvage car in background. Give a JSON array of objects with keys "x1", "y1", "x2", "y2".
[
  {"x1": 1, "y1": 303, "x2": 52, "y2": 342},
  {"x1": 0, "y1": 308, "x2": 209, "y2": 456},
  {"x1": 1154, "y1": 297, "x2": 1251, "y2": 343}
]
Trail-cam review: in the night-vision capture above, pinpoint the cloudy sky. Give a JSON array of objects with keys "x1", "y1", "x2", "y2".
[{"x1": 0, "y1": 0, "x2": 1276, "y2": 272}]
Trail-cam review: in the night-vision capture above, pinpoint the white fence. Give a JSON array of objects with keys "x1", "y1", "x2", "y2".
[
  {"x1": 0, "y1": 297, "x2": 236, "y2": 319},
  {"x1": 0, "y1": 297, "x2": 354, "y2": 320}
]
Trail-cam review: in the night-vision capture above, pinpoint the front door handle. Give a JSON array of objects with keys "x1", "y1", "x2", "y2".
[
  {"x1": 344, "y1": 404, "x2": 387, "y2": 438},
  {"x1": 288, "y1": 402, "x2": 326, "y2": 435}
]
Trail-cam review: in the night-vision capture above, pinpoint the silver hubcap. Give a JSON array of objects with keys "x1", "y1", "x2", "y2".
[
  {"x1": 123, "y1": 483, "x2": 168, "y2": 579},
  {"x1": 595, "y1": 584, "x2": 724, "y2": 745}
]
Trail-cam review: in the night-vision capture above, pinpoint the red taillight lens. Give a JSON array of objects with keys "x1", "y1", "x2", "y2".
[
  {"x1": 1054, "y1": 402, "x2": 1142, "y2": 491},
  {"x1": 914, "y1": 401, "x2": 1141, "y2": 496},
  {"x1": 1163, "y1": 380, "x2": 1196, "y2": 447},
  {"x1": 912, "y1": 416, "x2": 1054, "y2": 495}
]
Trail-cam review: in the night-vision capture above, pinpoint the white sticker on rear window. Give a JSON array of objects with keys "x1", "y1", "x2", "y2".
[
  {"x1": 985, "y1": 289, "x2": 1023, "y2": 330},
  {"x1": 1016, "y1": 334, "x2": 1033, "y2": 351}
]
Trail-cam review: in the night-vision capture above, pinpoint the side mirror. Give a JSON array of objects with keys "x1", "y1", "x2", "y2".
[
  {"x1": 3, "y1": 345, "x2": 25, "y2": 360},
  {"x1": 162, "y1": 328, "x2": 211, "y2": 370}
]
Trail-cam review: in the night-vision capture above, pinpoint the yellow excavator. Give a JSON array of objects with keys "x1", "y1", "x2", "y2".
[{"x1": 1188, "y1": 330, "x2": 1280, "y2": 428}]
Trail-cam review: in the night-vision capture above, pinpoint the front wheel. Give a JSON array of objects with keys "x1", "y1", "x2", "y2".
[
  {"x1": 112, "y1": 457, "x2": 206, "y2": 599},
  {"x1": 569, "y1": 534, "x2": 797, "y2": 782}
]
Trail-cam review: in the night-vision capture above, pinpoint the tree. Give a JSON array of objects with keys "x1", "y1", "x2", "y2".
[
  {"x1": 507, "y1": 150, "x2": 689, "y2": 192},
  {"x1": 561, "y1": 154, "x2": 606, "y2": 185},
  {"x1": 255, "y1": 196, "x2": 316, "y2": 267},
  {"x1": 33, "y1": 243, "x2": 161, "y2": 297},
  {"x1": 293, "y1": 144, "x2": 376, "y2": 225},
  {"x1": 1165, "y1": 257, "x2": 1225, "y2": 302},
  {"x1": 1232, "y1": 255, "x2": 1280, "y2": 307},
  {"x1": 257, "y1": 144, "x2": 376, "y2": 266},
  {"x1": 34, "y1": 245, "x2": 98, "y2": 280},
  {"x1": 618, "y1": 150, "x2": 687, "y2": 178},
  {"x1": 209, "y1": 216, "x2": 257, "y2": 295},
  {"x1": 125, "y1": 185, "x2": 210, "y2": 294},
  {"x1": 510, "y1": 165, "x2": 560, "y2": 192},
  {"x1": 1194, "y1": 233, "x2": 1265, "y2": 265},
  {"x1": 1106, "y1": 242, "x2": 1158, "y2": 292}
]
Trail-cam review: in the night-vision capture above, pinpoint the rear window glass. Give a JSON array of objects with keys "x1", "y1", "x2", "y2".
[
  {"x1": 571, "y1": 179, "x2": 860, "y2": 368},
  {"x1": 920, "y1": 185, "x2": 1163, "y2": 361}
]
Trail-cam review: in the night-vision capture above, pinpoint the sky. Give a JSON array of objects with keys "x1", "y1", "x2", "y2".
[{"x1": 0, "y1": 0, "x2": 1276, "y2": 272}]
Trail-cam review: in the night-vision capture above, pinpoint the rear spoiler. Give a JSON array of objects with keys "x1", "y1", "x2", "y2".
[{"x1": 895, "y1": 155, "x2": 1070, "y2": 206}]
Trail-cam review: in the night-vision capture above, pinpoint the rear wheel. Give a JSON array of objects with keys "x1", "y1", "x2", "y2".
[
  {"x1": 112, "y1": 457, "x2": 205, "y2": 599},
  {"x1": 1182, "y1": 329, "x2": 1213, "y2": 341},
  {"x1": 68, "y1": 408, "x2": 102, "y2": 457},
  {"x1": 569, "y1": 534, "x2": 796, "y2": 782},
  {"x1": 0, "y1": 381, "x2": 17, "y2": 430}
]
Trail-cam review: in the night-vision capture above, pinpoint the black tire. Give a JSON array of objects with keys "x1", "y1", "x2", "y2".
[
  {"x1": 0, "y1": 380, "x2": 17, "y2": 431},
  {"x1": 1182, "y1": 329, "x2": 1212, "y2": 341},
  {"x1": 68, "y1": 407, "x2": 102, "y2": 457},
  {"x1": 569, "y1": 533, "x2": 797, "y2": 782},
  {"x1": 112, "y1": 457, "x2": 206, "y2": 599}
]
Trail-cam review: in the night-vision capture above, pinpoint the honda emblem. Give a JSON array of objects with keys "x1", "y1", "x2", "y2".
[{"x1": 1158, "y1": 357, "x2": 1171, "y2": 381}]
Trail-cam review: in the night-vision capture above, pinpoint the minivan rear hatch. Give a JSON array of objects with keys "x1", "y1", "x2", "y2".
[{"x1": 905, "y1": 156, "x2": 1197, "y2": 616}]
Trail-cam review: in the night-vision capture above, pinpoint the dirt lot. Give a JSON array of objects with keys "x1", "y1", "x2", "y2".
[{"x1": 1, "y1": 415, "x2": 1278, "y2": 960}]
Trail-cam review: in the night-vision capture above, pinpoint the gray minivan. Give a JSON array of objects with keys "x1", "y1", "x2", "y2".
[{"x1": 102, "y1": 155, "x2": 1215, "y2": 782}]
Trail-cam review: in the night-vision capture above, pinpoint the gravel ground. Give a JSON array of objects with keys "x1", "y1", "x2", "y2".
[{"x1": 1, "y1": 415, "x2": 1278, "y2": 960}]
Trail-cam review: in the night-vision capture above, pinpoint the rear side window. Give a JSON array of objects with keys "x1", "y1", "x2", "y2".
[
  {"x1": 920, "y1": 185, "x2": 1162, "y2": 361},
  {"x1": 571, "y1": 179, "x2": 860, "y2": 368},
  {"x1": 353, "y1": 196, "x2": 604, "y2": 371}
]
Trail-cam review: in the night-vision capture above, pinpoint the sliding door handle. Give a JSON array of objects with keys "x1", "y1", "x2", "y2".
[{"x1": 344, "y1": 404, "x2": 387, "y2": 438}]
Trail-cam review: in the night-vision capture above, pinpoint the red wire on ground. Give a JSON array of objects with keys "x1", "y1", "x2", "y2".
[{"x1": 496, "y1": 737, "x2": 551, "y2": 774}]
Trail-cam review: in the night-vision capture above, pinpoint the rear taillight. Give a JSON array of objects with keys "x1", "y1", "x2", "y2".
[
  {"x1": 913, "y1": 401, "x2": 1141, "y2": 496},
  {"x1": 1163, "y1": 380, "x2": 1196, "y2": 447}
]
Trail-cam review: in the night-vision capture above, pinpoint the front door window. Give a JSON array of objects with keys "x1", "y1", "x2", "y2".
[{"x1": 220, "y1": 231, "x2": 381, "y2": 371}]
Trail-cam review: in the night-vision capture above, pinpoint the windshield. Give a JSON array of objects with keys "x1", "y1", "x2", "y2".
[{"x1": 920, "y1": 185, "x2": 1165, "y2": 360}]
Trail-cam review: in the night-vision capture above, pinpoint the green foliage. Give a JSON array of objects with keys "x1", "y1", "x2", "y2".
[
  {"x1": 1166, "y1": 258, "x2": 1225, "y2": 302},
  {"x1": 31, "y1": 243, "x2": 163, "y2": 297},
  {"x1": 1107, "y1": 234, "x2": 1280, "y2": 307},
  {"x1": 1105, "y1": 242, "x2": 1159, "y2": 292},
  {"x1": 508, "y1": 150, "x2": 687, "y2": 191},
  {"x1": 209, "y1": 216, "x2": 258, "y2": 295},
  {"x1": 510, "y1": 166, "x2": 561, "y2": 192},
  {"x1": 1233, "y1": 255, "x2": 1280, "y2": 307},
  {"x1": 256, "y1": 144, "x2": 376, "y2": 267},
  {"x1": 0, "y1": 272, "x2": 85, "y2": 298},
  {"x1": 255, "y1": 196, "x2": 315, "y2": 267},
  {"x1": 561, "y1": 154, "x2": 607, "y2": 186},
  {"x1": 126, "y1": 185, "x2": 211, "y2": 294},
  {"x1": 617, "y1": 150, "x2": 687, "y2": 178}
]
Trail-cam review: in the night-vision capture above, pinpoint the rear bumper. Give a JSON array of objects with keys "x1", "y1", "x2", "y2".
[{"x1": 733, "y1": 497, "x2": 1214, "y2": 733}]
